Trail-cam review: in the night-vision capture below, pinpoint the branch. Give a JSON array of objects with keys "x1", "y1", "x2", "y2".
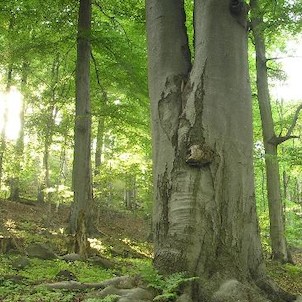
[
  {"x1": 90, "y1": 50, "x2": 103, "y2": 89},
  {"x1": 268, "y1": 135, "x2": 299, "y2": 145},
  {"x1": 39, "y1": 276, "x2": 139, "y2": 291},
  {"x1": 284, "y1": 103, "x2": 302, "y2": 138},
  {"x1": 90, "y1": 50, "x2": 108, "y2": 102},
  {"x1": 266, "y1": 55, "x2": 302, "y2": 62},
  {"x1": 41, "y1": 280, "x2": 103, "y2": 291},
  {"x1": 93, "y1": 1, "x2": 132, "y2": 49},
  {"x1": 269, "y1": 103, "x2": 302, "y2": 145},
  {"x1": 266, "y1": 66, "x2": 282, "y2": 73}
]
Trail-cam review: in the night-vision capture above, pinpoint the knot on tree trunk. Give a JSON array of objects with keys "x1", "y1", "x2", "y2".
[{"x1": 229, "y1": 0, "x2": 245, "y2": 15}]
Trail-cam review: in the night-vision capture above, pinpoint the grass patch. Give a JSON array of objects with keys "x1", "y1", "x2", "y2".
[{"x1": 0, "y1": 255, "x2": 116, "y2": 302}]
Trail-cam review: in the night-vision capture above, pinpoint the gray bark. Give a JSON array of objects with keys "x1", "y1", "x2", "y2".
[
  {"x1": 69, "y1": 0, "x2": 94, "y2": 236},
  {"x1": 250, "y1": 0, "x2": 292, "y2": 263},
  {"x1": 146, "y1": 0, "x2": 278, "y2": 300}
]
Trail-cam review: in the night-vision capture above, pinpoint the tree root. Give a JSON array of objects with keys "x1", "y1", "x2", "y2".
[
  {"x1": 256, "y1": 277, "x2": 297, "y2": 302},
  {"x1": 40, "y1": 275, "x2": 141, "y2": 291}
]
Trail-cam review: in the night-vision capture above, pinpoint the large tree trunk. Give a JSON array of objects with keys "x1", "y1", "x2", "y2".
[
  {"x1": 250, "y1": 0, "x2": 292, "y2": 263},
  {"x1": 69, "y1": 0, "x2": 95, "y2": 241},
  {"x1": 146, "y1": 1, "x2": 294, "y2": 301}
]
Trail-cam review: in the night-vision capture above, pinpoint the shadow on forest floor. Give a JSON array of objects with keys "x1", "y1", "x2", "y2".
[{"x1": 0, "y1": 199, "x2": 301, "y2": 301}]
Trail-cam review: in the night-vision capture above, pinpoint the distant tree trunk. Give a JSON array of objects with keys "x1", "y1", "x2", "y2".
[
  {"x1": 124, "y1": 174, "x2": 136, "y2": 210},
  {"x1": 282, "y1": 169, "x2": 290, "y2": 223},
  {"x1": 91, "y1": 51, "x2": 108, "y2": 176},
  {"x1": 69, "y1": 0, "x2": 95, "y2": 244},
  {"x1": 251, "y1": 0, "x2": 292, "y2": 263},
  {"x1": 37, "y1": 55, "x2": 62, "y2": 203},
  {"x1": 9, "y1": 62, "x2": 28, "y2": 201},
  {"x1": 94, "y1": 115, "x2": 105, "y2": 175},
  {"x1": 147, "y1": 0, "x2": 294, "y2": 301},
  {"x1": 0, "y1": 67, "x2": 13, "y2": 189},
  {"x1": 36, "y1": 105, "x2": 57, "y2": 203}
]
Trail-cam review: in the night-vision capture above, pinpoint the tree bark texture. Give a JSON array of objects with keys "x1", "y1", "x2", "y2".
[
  {"x1": 69, "y1": 0, "x2": 94, "y2": 235},
  {"x1": 250, "y1": 0, "x2": 291, "y2": 263},
  {"x1": 147, "y1": 0, "x2": 272, "y2": 300}
]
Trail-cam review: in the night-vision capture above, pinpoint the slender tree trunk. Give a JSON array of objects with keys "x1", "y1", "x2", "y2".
[
  {"x1": 69, "y1": 0, "x2": 95, "y2": 243},
  {"x1": 94, "y1": 115, "x2": 105, "y2": 175},
  {"x1": 36, "y1": 105, "x2": 57, "y2": 203},
  {"x1": 43, "y1": 131, "x2": 51, "y2": 201},
  {"x1": 147, "y1": 1, "x2": 294, "y2": 301},
  {"x1": 9, "y1": 63, "x2": 28, "y2": 201},
  {"x1": 124, "y1": 174, "x2": 136, "y2": 210},
  {"x1": 0, "y1": 67, "x2": 13, "y2": 189},
  {"x1": 250, "y1": 0, "x2": 292, "y2": 263}
]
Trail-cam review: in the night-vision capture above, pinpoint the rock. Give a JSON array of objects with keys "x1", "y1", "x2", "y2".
[
  {"x1": 26, "y1": 243, "x2": 57, "y2": 260},
  {"x1": 97, "y1": 286, "x2": 122, "y2": 298},
  {"x1": 1, "y1": 274, "x2": 28, "y2": 284},
  {"x1": 212, "y1": 280, "x2": 249, "y2": 302},
  {"x1": 98, "y1": 276, "x2": 140, "y2": 289},
  {"x1": 176, "y1": 293, "x2": 193, "y2": 302},
  {"x1": 88, "y1": 255, "x2": 116, "y2": 269},
  {"x1": 11, "y1": 256, "x2": 30, "y2": 270},
  {"x1": 96, "y1": 286, "x2": 155, "y2": 301},
  {"x1": 60, "y1": 253, "x2": 82, "y2": 262},
  {"x1": 55, "y1": 270, "x2": 77, "y2": 281},
  {"x1": 115, "y1": 276, "x2": 142, "y2": 289},
  {"x1": 121, "y1": 287, "x2": 155, "y2": 300},
  {"x1": 212, "y1": 279, "x2": 269, "y2": 302}
]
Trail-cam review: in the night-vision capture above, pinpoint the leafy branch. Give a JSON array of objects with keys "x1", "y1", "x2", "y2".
[{"x1": 269, "y1": 103, "x2": 302, "y2": 145}]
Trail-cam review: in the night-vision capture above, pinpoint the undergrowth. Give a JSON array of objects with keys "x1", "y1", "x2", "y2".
[{"x1": 0, "y1": 255, "x2": 116, "y2": 302}]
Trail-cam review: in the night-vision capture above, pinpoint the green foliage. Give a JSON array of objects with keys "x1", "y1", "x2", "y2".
[
  {"x1": 17, "y1": 258, "x2": 114, "y2": 283},
  {"x1": 127, "y1": 259, "x2": 198, "y2": 301},
  {"x1": 0, "y1": 280, "x2": 75, "y2": 302},
  {"x1": 285, "y1": 200, "x2": 302, "y2": 247},
  {"x1": 150, "y1": 272, "x2": 198, "y2": 301}
]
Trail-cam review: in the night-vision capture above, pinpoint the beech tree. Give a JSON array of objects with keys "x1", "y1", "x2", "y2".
[
  {"x1": 250, "y1": 0, "x2": 302, "y2": 264},
  {"x1": 146, "y1": 0, "x2": 298, "y2": 301},
  {"x1": 69, "y1": 0, "x2": 94, "y2": 252}
]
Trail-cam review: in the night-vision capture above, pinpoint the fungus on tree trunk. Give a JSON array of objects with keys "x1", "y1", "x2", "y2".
[{"x1": 186, "y1": 144, "x2": 214, "y2": 167}]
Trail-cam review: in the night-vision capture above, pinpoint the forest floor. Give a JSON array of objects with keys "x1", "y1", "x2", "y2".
[{"x1": 0, "y1": 199, "x2": 301, "y2": 301}]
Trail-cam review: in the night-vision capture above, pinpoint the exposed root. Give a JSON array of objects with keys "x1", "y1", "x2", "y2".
[{"x1": 256, "y1": 277, "x2": 297, "y2": 302}]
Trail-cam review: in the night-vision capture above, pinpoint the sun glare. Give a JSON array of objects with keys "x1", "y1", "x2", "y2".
[
  {"x1": 271, "y1": 39, "x2": 302, "y2": 102},
  {"x1": 0, "y1": 86, "x2": 23, "y2": 141}
]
